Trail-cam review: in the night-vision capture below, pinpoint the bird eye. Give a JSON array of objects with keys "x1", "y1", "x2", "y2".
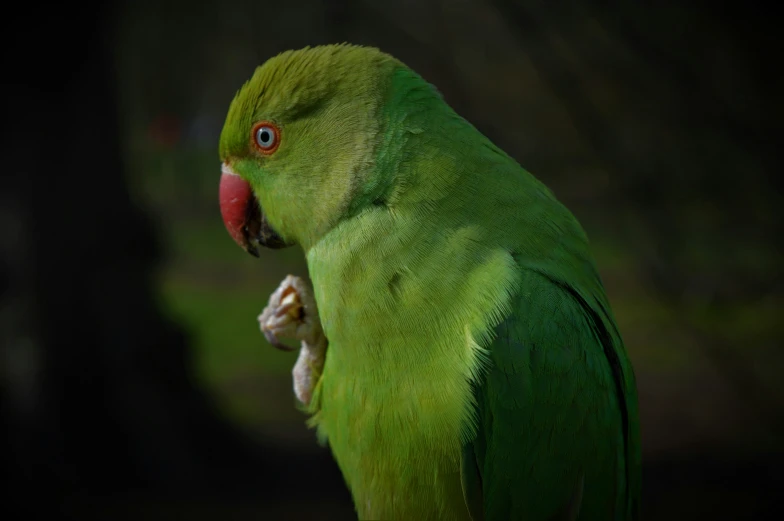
[{"x1": 252, "y1": 122, "x2": 280, "y2": 154}]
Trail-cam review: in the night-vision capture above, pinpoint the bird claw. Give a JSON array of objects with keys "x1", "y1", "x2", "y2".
[
  {"x1": 258, "y1": 275, "x2": 327, "y2": 405},
  {"x1": 258, "y1": 275, "x2": 311, "y2": 351},
  {"x1": 276, "y1": 287, "x2": 303, "y2": 319},
  {"x1": 262, "y1": 326, "x2": 296, "y2": 352}
]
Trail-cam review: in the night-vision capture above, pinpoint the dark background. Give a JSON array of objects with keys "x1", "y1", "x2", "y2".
[{"x1": 2, "y1": 1, "x2": 781, "y2": 519}]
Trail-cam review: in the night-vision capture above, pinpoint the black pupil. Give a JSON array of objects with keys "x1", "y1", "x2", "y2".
[{"x1": 259, "y1": 129, "x2": 271, "y2": 144}]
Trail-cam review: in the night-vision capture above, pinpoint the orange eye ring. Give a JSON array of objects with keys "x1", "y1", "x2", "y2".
[{"x1": 251, "y1": 121, "x2": 281, "y2": 155}]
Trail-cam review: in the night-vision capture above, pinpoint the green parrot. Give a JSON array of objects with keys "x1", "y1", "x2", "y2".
[{"x1": 217, "y1": 44, "x2": 641, "y2": 521}]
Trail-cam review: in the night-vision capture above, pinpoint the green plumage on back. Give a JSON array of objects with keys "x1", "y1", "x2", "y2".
[{"x1": 218, "y1": 44, "x2": 641, "y2": 520}]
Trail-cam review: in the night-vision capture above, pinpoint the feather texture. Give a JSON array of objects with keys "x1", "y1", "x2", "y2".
[{"x1": 219, "y1": 45, "x2": 640, "y2": 521}]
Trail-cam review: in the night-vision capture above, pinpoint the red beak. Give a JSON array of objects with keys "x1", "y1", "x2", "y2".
[{"x1": 219, "y1": 163, "x2": 255, "y2": 254}]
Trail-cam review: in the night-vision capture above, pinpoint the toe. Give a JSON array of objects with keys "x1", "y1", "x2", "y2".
[
  {"x1": 263, "y1": 327, "x2": 296, "y2": 351},
  {"x1": 275, "y1": 291, "x2": 302, "y2": 319}
]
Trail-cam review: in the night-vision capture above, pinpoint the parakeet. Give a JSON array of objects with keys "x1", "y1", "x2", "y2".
[{"x1": 217, "y1": 44, "x2": 641, "y2": 521}]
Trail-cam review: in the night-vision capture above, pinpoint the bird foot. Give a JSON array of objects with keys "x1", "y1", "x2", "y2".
[{"x1": 258, "y1": 275, "x2": 327, "y2": 405}]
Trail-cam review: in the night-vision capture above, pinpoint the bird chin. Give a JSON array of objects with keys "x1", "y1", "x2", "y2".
[{"x1": 242, "y1": 195, "x2": 292, "y2": 257}]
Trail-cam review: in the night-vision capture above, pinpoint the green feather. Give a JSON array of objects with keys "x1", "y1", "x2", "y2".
[{"x1": 219, "y1": 44, "x2": 641, "y2": 520}]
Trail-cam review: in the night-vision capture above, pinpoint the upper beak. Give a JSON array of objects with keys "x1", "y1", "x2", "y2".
[{"x1": 219, "y1": 162, "x2": 259, "y2": 256}]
